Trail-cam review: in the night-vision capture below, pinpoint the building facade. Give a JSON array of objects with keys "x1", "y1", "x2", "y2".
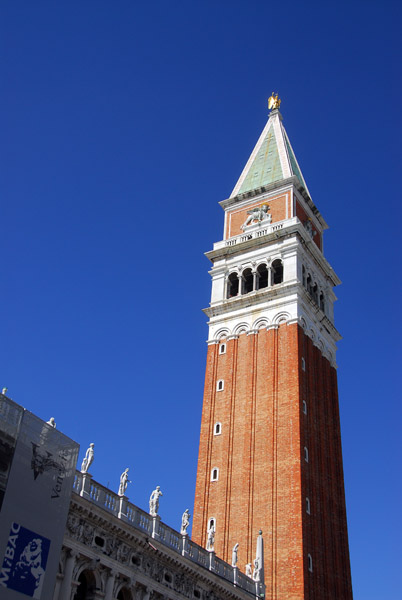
[
  {"x1": 0, "y1": 394, "x2": 261, "y2": 600},
  {"x1": 192, "y1": 103, "x2": 353, "y2": 599},
  {"x1": 56, "y1": 471, "x2": 259, "y2": 600}
]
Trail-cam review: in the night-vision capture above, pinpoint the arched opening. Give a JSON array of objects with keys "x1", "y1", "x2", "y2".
[
  {"x1": 272, "y1": 259, "x2": 283, "y2": 285},
  {"x1": 73, "y1": 570, "x2": 97, "y2": 600},
  {"x1": 306, "y1": 273, "x2": 313, "y2": 295},
  {"x1": 227, "y1": 272, "x2": 239, "y2": 298},
  {"x1": 242, "y1": 268, "x2": 253, "y2": 294},
  {"x1": 302, "y1": 265, "x2": 306, "y2": 287},
  {"x1": 312, "y1": 283, "x2": 318, "y2": 304},
  {"x1": 117, "y1": 588, "x2": 132, "y2": 600},
  {"x1": 214, "y1": 422, "x2": 221, "y2": 435},
  {"x1": 319, "y1": 292, "x2": 325, "y2": 313},
  {"x1": 211, "y1": 468, "x2": 219, "y2": 481},
  {"x1": 219, "y1": 342, "x2": 226, "y2": 355},
  {"x1": 257, "y1": 264, "x2": 268, "y2": 289}
]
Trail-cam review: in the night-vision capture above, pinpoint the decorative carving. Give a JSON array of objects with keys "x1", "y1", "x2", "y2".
[
  {"x1": 152, "y1": 562, "x2": 164, "y2": 583},
  {"x1": 105, "y1": 536, "x2": 118, "y2": 559},
  {"x1": 304, "y1": 219, "x2": 317, "y2": 239},
  {"x1": 117, "y1": 543, "x2": 131, "y2": 564},
  {"x1": 46, "y1": 417, "x2": 56, "y2": 428},
  {"x1": 174, "y1": 572, "x2": 194, "y2": 598},
  {"x1": 241, "y1": 205, "x2": 271, "y2": 231},
  {"x1": 81, "y1": 523, "x2": 95, "y2": 546},
  {"x1": 81, "y1": 443, "x2": 94, "y2": 473},
  {"x1": 66, "y1": 514, "x2": 81, "y2": 537}
]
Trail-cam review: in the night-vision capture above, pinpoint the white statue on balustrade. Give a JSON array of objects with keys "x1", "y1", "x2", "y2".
[
  {"x1": 118, "y1": 468, "x2": 131, "y2": 496},
  {"x1": 206, "y1": 523, "x2": 215, "y2": 552},
  {"x1": 47, "y1": 417, "x2": 56, "y2": 428},
  {"x1": 232, "y1": 542, "x2": 239, "y2": 567},
  {"x1": 253, "y1": 557, "x2": 261, "y2": 582},
  {"x1": 245, "y1": 563, "x2": 252, "y2": 578},
  {"x1": 81, "y1": 443, "x2": 94, "y2": 473},
  {"x1": 181, "y1": 509, "x2": 191, "y2": 535},
  {"x1": 149, "y1": 486, "x2": 163, "y2": 516}
]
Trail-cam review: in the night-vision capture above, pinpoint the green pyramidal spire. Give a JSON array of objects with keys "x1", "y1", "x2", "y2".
[{"x1": 231, "y1": 106, "x2": 310, "y2": 198}]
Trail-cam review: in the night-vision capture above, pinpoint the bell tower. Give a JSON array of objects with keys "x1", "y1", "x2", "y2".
[{"x1": 192, "y1": 98, "x2": 353, "y2": 599}]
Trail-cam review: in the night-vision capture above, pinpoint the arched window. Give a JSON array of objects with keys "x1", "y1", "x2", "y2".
[
  {"x1": 304, "y1": 447, "x2": 309, "y2": 462},
  {"x1": 227, "y1": 272, "x2": 239, "y2": 298},
  {"x1": 214, "y1": 422, "x2": 222, "y2": 435},
  {"x1": 217, "y1": 380, "x2": 224, "y2": 392},
  {"x1": 272, "y1": 259, "x2": 283, "y2": 285},
  {"x1": 302, "y1": 265, "x2": 306, "y2": 287},
  {"x1": 257, "y1": 264, "x2": 268, "y2": 289},
  {"x1": 306, "y1": 497, "x2": 311, "y2": 514},
  {"x1": 242, "y1": 268, "x2": 254, "y2": 294},
  {"x1": 74, "y1": 570, "x2": 97, "y2": 600},
  {"x1": 308, "y1": 553, "x2": 313, "y2": 572},
  {"x1": 312, "y1": 283, "x2": 318, "y2": 304},
  {"x1": 117, "y1": 588, "x2": 133, "y2": 600},
  {"x1": 319, "y1": 292, "x2": 325, "y2": 313},
  {"x1": 211, "y1": 467, "x2": 219, "y2": 481},
  {"x1": 306, "y1": 274, "x2": 312, "y2": 295},
  {"x1": 219, "y1": 343, "x2": 226, "y2": 355},
  {"x1": 209, "y1": 517, "x2": 216, "y2": 530}
]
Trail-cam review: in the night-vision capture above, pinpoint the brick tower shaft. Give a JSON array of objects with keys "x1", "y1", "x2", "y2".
[{"x1": 192, "y1": 102, "x2": 353, "y2": 599}]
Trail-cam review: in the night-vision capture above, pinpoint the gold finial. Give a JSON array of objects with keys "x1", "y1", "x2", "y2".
[{"x1": 268, "y1": 92, "x2": 281, "y2": 111}]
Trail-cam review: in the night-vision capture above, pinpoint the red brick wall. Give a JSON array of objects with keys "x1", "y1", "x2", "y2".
[
  {"x1": 193, "y1": 323, "x2": 352, "y2": 599},
  {"x1": 295, "y1": 202, "x2": 322, "y2": 250},
  {"x1": 299, "y1": 332, "x2": 353, "y2": 599},
  {"x1": 225, "y1": 193, "x2": 290, "y2": 239}
]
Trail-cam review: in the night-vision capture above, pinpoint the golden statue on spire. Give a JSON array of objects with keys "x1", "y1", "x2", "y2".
[{"x1": 268, "y1": 92, "x2": 281, "y2": 111}]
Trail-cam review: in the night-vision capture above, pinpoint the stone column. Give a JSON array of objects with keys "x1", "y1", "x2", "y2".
[
  {"x1": 53, "y1": 573, "x2": 63, "y2": 600},
  {"x1": 252, "y1": 270, "x2": 258, "y2": 292},
  {"x1": 118, "y1": 495, "x2": 128, "y2": 521},
  {"x1": 181, "y1": 534, "x2": 189, "y2": 557},
  {"x1": 59, "y1": 549, "x2": 78, "y2": 600},
  {"x1": 104, "y1": 570, "x2": 118, "y2": 600},
  {"x1": 142, "y1": 587, "x2": 151, "y2": 600},
  {"x1": 151, "y1": 515, "x2": 160, "y2": 538},
  {"x1": 233, "y1": 565, "x2": 239, "y2": 586},
  {"x1": 268, "y1": 267, "x2": 272, "y2": 287},
  {"x1": 208, "y1": 550, "x2": 216, "y2": 572},
  {"x1": 80, "y1": 472, "x2": 92, "y2": 500}
]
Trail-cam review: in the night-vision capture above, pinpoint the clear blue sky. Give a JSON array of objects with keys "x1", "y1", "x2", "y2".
[{"x1": 1, "y1": 1, "x2": 400, "y2": 598}]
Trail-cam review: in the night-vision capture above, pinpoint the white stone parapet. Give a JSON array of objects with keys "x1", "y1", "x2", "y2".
[
  {"x1": 213, "y1": 217, "x2": 292, "y2": 251},
  {"x1": 72, "y1": 471, "x2": 256, "y2": 596}
]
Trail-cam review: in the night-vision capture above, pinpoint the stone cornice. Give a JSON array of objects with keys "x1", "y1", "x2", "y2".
[{"x1": 204, "y1": 281, "x2": 340, "y2": 338}]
